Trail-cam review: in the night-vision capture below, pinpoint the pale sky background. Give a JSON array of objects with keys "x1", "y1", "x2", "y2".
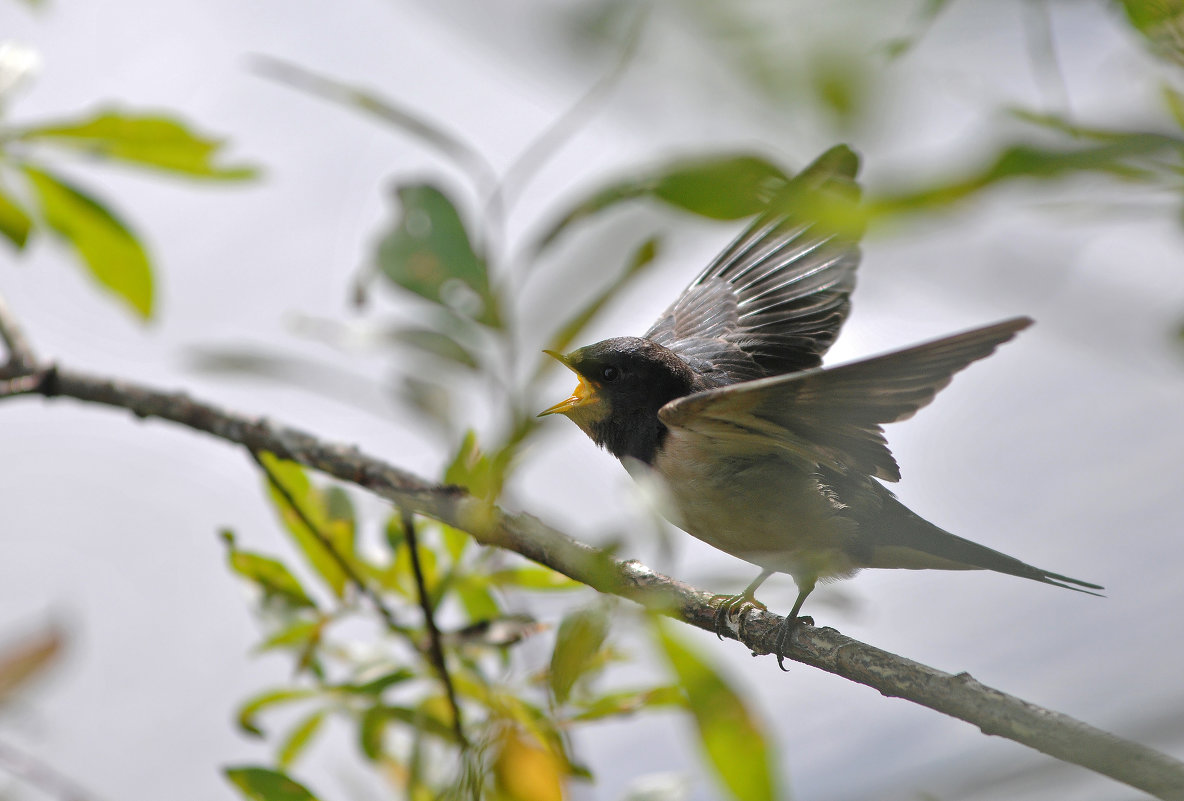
[{"x1": 3, "y1": 2, "x2": 1184, "y2": 800}]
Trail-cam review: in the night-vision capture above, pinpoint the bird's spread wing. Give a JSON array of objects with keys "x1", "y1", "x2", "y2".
[
  {"x1": 658, "y1": 318, "x2": 1033, "y2": 482},
  {"x1": 645, "y1": 145, "x2": 863, "y2": 386}
]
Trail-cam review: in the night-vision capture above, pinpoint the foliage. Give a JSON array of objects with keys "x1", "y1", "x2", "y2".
[{"x1": 6, "y1": 3, "x2": 1184, "y2": 801}]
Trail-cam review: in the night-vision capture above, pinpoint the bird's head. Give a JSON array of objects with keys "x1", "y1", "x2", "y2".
[{"x1": 538, "y1": 337, "x2": 696, "y2": 463}]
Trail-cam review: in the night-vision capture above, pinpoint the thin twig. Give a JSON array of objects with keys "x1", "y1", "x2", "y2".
[
  {"x1": 2, "y1": 363, "x2": 1183, "y2": 799},
  {"x1": 0, "y1": 739, "x2": 103, "y2": 801},
  {"x1": 248, "y1": 448, "x2": 405, "y2": 634},
  {"x1": 402, "y1": 510, "x2": 467, "y2": 748},
  {"x1": 0, "y1": 291, "x2": 36, "y2": 370}
]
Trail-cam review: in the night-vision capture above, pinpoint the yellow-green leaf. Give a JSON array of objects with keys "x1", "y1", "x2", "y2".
[
  {"x1": 278, "y1": 709, "x2": 326, "y2": 768},
  {"x1": 0, "y1": 183, "x2": 33, "y2": 249},
  {"x1": 22, "y1": 165, "x2": 153, "y2": 319},
  {"x1": 257, "y1": 453, "x2": 349, "y2": 598},
  {"x1": 549, "y1": 606, "x2": 609, "y2": 705},
  {"x1": 18, "y1": 109, "x2": 257, "y2": 180},
  {"x1": 0, "y1": 625, "x2": 63, "y2": 705},
  {"x1": 225, "y1": 766, "x2": 320, "y2": 801},
  {"x1": 654, "y1": 619, "x2": 780, "y2": 801}
]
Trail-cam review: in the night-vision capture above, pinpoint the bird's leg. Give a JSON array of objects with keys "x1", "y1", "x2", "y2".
[
  {"x1": 775, "y1": 577, "x2": 817, "y2": 671},
  {"x1": 711, "y1": 569, "x2": 773, "y2": 641}
]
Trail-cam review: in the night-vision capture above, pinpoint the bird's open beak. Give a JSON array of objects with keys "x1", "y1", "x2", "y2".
[{"x1": 538, "y1": 350, "x2": 598, "y2": 417}]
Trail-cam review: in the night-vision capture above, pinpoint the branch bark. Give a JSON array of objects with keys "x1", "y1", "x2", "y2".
[{"x1": 1, "y1": 320, "x2": 1181, "y2": 799}]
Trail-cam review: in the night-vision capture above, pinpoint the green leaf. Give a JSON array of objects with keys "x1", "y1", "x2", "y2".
[
  {"x1": 21, "y1": 165, "x2": 153, "y2": 319},
  {"x1": 489, "y1": 566, "x2": 582, "y2": 592},
  {"x1": 571, "y1": 685, "x2": 684, "y2": 722},
  {"x1": 257, "y1": 453, "x2": 350, "y2": 598},
  {"x1": 654, "y1": 619, "x2": 780, "y2": 801},
  {"x1": 236, "y1": 688, "x2": 318, "y2": 738},
  {"x1": 537, "y1": 154, "x2": 789, "y2": 249},
  {"x1": 225, "y1": 767, "x2": 320, "y2": 801},
  {"x1": 359, "y1": 704, "x2": 459, "y2": 760},
  {"x1": 651, "y1": 155, "x2": 789, "y2": 219},
  {"x1": 222, "y1": 531, "x2": 317, "y2": 610},
  {"x1": 453, "y1": 575, "x2": 501, "y2": 621},
  {"x1": 389, "y1": 326, "x2": 479, "y2": 369},
  {"x1": 375, "y1": 183, "x2": 499, "y2": 327},
  {"x1": 339, "y1": 667, "x2": 416, "y2": 696},
  {"x1": 0, "y1": 183, "x2": 33, "y2": 249},
  {"x1": 18, "y1": 109, "x2": 257, "y2": 180},
  {"x1": 278, "y1": 709, "x2": 326, "y2": 769},
  {"x1": 548, "y1": 606, "x2": 609, "y2": 705}
]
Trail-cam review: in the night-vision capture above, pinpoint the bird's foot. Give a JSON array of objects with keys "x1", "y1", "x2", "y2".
[
  {"x1": 774, "y1": 615, "x2": 814, "y2": 672},
  {"x1": 710, "y1": 593, "x2": 767, "y2": 640}
]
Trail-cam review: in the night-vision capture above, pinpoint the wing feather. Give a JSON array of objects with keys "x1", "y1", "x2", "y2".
[{"x1": 658, "y1": 318, "x2": 1033, "y2": 481}]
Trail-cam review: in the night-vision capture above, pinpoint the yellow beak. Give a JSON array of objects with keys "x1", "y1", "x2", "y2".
[{"x1": 538, "y1": 350, "x2": 599, "y2": 417}]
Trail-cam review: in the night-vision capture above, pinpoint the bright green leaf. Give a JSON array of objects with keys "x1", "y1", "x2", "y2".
[
  {"x1": 278, "y1": 709, "x2": 326, "y2": 769},
  {"x1": 18, "y1": 109, "x2": 257, "y2": 180},
  {"x1": 0, "y1": 183, "x2": 33, "y2": 249},
  {"x1": 22, "y1": 165, "x2": 153, "y2": 319},
  {"x1": 257, "y1": 453, "x2": 350, "y2": 598},
  {"x1": 549, "y1": 606, "x2": 609, "y2": 705},
  {"x1": 654, "y1": 619, "x2": 780, "y2": 801},
  {"x1": 340, "y1": 667, "x2": 416, "y2": 696},
  {"x1": 489, "y1": 566, "x2": 582, "y2": 592},
  {"x1": 454, "y1": 575, "x2": 501, "y2": 621},
  {"x1": 375, "y1": 183, "x2": 499, "y2": 327},
  {"x1": 651, "y1": 155, "x2": 788, "y2": 219},
  {"x1": 222, "y1": 530, "x2": 317, "y2": 610},
  {"x1": 236, "y1": 688, "x2": 318, "y2": 738},
  {"x1": 225, "y1": 766, "x2": 320, "y2": 801}
]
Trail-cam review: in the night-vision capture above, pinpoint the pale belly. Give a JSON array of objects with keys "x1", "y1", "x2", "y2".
[{"x1": 647, "y1": 429, "x2": 860, "y2": 581}]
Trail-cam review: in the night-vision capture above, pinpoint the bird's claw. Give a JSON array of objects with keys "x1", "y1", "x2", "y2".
[
  {"x1": 774, "y1": 615, "x2": 814, "y2": 671},
  {"x1": 710, "y1": 593, "x2": 767, "y2": 640}
]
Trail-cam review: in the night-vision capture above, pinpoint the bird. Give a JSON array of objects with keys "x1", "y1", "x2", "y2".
[{"x1": 539, "y1": 145, "x2": 1101, "y2": 666}]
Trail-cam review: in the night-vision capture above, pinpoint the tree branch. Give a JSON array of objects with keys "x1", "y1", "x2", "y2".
[{"x1": 1, "y1": 355, "x2": 1182, "y2": 798}]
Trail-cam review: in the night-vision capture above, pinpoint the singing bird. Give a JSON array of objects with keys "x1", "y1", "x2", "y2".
[{"x1": 539, "y1": 146, "x2": 1101, "y2": 663}]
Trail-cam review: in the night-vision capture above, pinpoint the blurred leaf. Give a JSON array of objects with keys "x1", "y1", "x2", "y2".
[
  {"x1": 442, "y1": 614, "x2": 548, "y2": 648},
  {"x1": 390, "y1": 326, "x2": 480, "y2": 369},
  {"x1": 237, "y1": 687, "x2": 318, "y2": 738},
  {"x1": 360, "y1": 704, "x2": 459, "y2": 759},
  {"x1": 17, "y1": 109, "x2": 257, "y2": 179},
  {"x1": 0, "y1": 625, "x2": 63, "y2": 705},
  {"x1": 397, "y1": 375, "x2": 454, "y2": 433},
  {"x1": 444, "y1": 430, "x2": 496, "y2": 498},
  {"x1": 258, "y1": 453, "x2": 350, "y2": 599},
  {"x1": 376, "y1": 183, "x2": 499, "y2": 327},
  {"x1": 0, "y1": 183, "x2": 33, "y2": 249},
  {"x1": 571, "y1": 685, "x2": 684, "y2": 722},
  {"x1": 255, "y1": 619, "x2": 324, "y2": 654},
  {"x1": 21, "y1": 164, "x2": 153, "y2": 319},
  {"x1": 340, "y1": 667, "x2": 416, "y2": 696},
  {"x1": 1163, "y1": 85, "x2": 1184, "y2": 131},
  {"x1": 254, "y1": 58, "x2": 493, "y2": 190},
  {"x1": 1121, "y1": 0, "x2": 1184, "y2": 64},
  {"x1": 883, "y1": 0, "x2": 952, "y2": 59},
  {"x1": 542, "y1": 236, "x2": 661, "y2": 358},
  {"x1": 810, "y1": 54, "x2": 868, "y2": 130},
  {"x1": 538, "y1": 154, "x2": 788, "y2": 249},
  {"x1": 494, "y1": 729, "x2": 565, "y2": 801},
  {"x1": 441, "y1": 524, "x2": 469, "y2": 562},
  {"x1": 222, "y1": 531, "x2": 318, "y2": 610},
  {"x1": 489, "y1": 566, "x2": 583, "y2": 592},
  {"x1": 654, "y1": 619, "x2": 779, "y2": 801},
  {"x1": 454, "y1": 574, "x2": 501, "y2": 621},
  {"x1": 278, "y1": 709, "x2": 326, "y2": 769},
  {"x1": 225, "y1": 767, "x2": 320, "y2": 801},
  {"x1": 549, "y1": 605, "x2": 609, "y2": 705}
]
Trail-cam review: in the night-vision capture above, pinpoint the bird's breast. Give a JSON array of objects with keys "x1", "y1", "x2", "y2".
[{"x1": 645, "y1": 428, "x2": 860, "y2": 580}]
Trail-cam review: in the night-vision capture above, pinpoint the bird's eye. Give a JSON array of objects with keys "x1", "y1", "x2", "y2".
[{"x1": 602, "y1": 365, "x2": 620, "y2": 382}]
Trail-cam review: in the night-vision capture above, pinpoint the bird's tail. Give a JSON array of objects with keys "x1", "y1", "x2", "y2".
[{"x1": 854, "y1": 487, "x2": 1104, "y2": 596}]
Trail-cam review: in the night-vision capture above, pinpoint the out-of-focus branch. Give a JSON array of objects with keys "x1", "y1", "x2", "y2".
[
  {"x1": 0, "y1": 291, "x2": 36, "y2": 373},
  {"x1": 402, "y1": 510, "x2": 467, "y2": 748},
  {"x1": 0, "y1": 305, "x2": 1181, "y2": 799}
]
